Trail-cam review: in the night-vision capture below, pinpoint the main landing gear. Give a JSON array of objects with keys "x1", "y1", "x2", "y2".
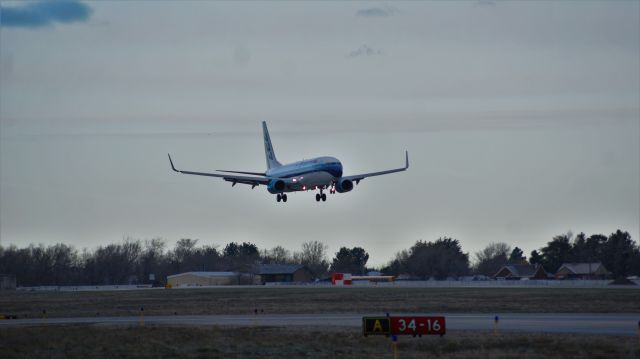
[
  {"x1": 315, "y1": 189, "x2": 327, "y2": 202},
  {"x1": 276, "y1": 193, "x2": 287, "y2": 202}
]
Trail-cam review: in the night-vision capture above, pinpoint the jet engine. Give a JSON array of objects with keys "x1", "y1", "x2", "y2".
[
  {"x1": 267, "y1": 179, "x2": 286, "y2": 194},
  {"x1": 335, "y1": 178, "x2": 354, "y2": 193}
]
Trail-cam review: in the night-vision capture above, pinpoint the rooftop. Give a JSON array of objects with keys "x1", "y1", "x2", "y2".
[
  {"x1": 256, "y1": 264, "x2": 304, "y2": 275},
  {"x1": 495, "y1": 264, "x2": 543, "y2": 278},
  {"x1": 167, "y1": 272, "x2": 241, "y2": 279},
  {"x1": 558, "y1": 262, "x2": 606, "y2": 275}
]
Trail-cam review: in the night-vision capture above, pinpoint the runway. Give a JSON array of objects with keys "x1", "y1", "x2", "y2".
[{"x1": 1, "y1": 313, "x2": 637, "y2": 336}]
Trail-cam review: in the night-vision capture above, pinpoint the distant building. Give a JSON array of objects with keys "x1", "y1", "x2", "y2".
[
  {"x1": 167, "y1": 272, "x2": 258, "y2": 287},
  {"x1": 555, "y1": 262, "x2": 610, "y2": 280},
  {"x1": 493, "y1": 264, "x2": 549, "y2": 280},
  {"x1": 0, "y1": 274, "x2": 16, "y2": 290},
  {"x1": 256, "y1": 264, "x2": 314, "y2": 284}
]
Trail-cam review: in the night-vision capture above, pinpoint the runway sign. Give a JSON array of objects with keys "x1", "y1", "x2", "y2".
[
  {"x1": 363, "y1": 316, "x2": 446, "y2": 336},
  {"x1": 390, "y1": 316, "x2": 446, "y2": 336},
  {"x1": 362, "y1": 317, "x2": 390, "y2": 336}
]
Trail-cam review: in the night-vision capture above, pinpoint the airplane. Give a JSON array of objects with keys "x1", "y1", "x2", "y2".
[{"x1": 168, "y1": 121, "x2": 408, "y2": 203}]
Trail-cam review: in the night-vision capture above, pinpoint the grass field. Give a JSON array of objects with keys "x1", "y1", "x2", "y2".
[
  {"x1": 1, "y1": 287, "x2": 639, "y2": 318},
  {"x1": 0, "y1": 325, "x2": 637, "y2": 359}
]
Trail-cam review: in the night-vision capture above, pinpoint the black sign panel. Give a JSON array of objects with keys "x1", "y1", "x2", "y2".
[{"x1": 362, "y1": 316, "x2": 391, "y2": 336}]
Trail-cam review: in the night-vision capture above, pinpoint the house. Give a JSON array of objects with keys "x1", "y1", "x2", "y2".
[
  {"x1": 255, "y1": 264, "x2": 314, "y2": 284},
  {"x1": 493, "y1": 264, "x2": 549, "y2": 280},
  {"x1": 555, "y1": 262, "x2": 609, "y2": 280},
  {"x1": 167, "y1": 272, "x2": 258, "y2": 287}
]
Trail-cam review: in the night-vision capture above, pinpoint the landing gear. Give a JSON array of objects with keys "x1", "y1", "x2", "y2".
[
  {"x1": 276, "y1": 193, "x2": 287, "y2": 203},
  {"x1": 315, "y1": 189, "x2": 327, "y2": 202},
  {"x1": 282, "y1": 194, "x2": 287, "y2": 202}
]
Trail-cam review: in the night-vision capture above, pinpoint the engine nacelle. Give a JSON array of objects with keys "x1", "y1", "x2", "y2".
[
  {"x1": 267, "y1": 179, "x2": 286, "y2": 194},
  {"x1": 335, "y1": 178, "x2": 354, "y2": 193}
]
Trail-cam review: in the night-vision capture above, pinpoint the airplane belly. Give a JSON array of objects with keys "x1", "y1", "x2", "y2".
[{"x1": 286, "y1": 171, "x2": 335, "y2": 192}]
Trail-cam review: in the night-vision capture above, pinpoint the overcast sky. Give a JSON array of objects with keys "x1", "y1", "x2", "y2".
[{"x1": 1, "y1": 0, "x2": 639, "y2": 266}]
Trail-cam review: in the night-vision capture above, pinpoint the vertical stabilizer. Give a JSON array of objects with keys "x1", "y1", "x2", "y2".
[{"x1": 262, "y1": 121, "x2": 282, "y2": 169}]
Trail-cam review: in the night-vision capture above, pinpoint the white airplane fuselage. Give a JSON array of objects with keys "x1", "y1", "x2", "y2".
[{"x1": 265, "y1": 156, "x2": 343, "y2": 193}]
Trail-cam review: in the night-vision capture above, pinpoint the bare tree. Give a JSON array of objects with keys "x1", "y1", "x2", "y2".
[
  {"x1": 473, "y1": 242, "x2": 511, "y2": 276},
  {"x1": 294, "y1": 241, "x2": 329, "y2": 279},
  {"x1": 140, "y1": 238, "x2": 167, "y2": 283},
  {"x1": 261, "y1": 246, "x2": 292, "y2": 264},
  {"x1": 381, "y1": 250, "x2": 409, "y2": 276}
]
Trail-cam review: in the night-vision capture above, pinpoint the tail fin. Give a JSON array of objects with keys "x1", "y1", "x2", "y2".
[{"x1": 262, "y1": 121, "x2": 282, "y2": 169}]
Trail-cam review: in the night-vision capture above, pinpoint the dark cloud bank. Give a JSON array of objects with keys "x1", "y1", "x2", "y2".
[
  {"x1": 347, "y1": 44, "x2": 383, "y2": 58},
  {"x1": 0, "y1": 0, "x2": 92, "y2": 28},
  {"x1": 356, "y1": 6, "x2": 398, "y2": 18}
]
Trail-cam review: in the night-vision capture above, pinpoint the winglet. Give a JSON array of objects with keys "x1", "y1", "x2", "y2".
[
  {"x1": 168, "y1": 153, "x2": 178, "y2": 172},
  {"x1": 405, "y1": 150, "x2": 409, "y2": 169}
]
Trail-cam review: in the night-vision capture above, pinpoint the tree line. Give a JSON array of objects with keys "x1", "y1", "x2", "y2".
[
  {"x1": 1, "y1": 229, "x2": 638, "y2": 286},
  {"x1": 468, "y1": 230, "x2": 640, "y2": 279},
  {"x1": 0, "y1": 239, "x2": 320, "y2": 286},
  {"x1": 381, "y1": 230, "x2": 640, "y2": 280}
]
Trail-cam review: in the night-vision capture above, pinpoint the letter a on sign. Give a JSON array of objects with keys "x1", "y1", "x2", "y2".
[
  {"x1": 362, "y1": 317, "x2": 390, "y2": 336},
  {"x1": 373, "y1": 320, "x2": 383, "y2": 332}
]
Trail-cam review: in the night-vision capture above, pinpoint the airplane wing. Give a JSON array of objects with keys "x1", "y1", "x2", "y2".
[
  {"x1": 168, "y1": 154, "x2": 270, "y2": 188},
  {"x1": 342, "y1": 151, "x2": 409, "y2": 184},
  {"x1": 216, "y1": 169, "x2": 266, "y2": 176}
]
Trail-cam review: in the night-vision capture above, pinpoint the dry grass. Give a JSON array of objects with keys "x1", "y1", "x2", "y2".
[
  {"x1": 0, "y1": 325, "x2": 637, "y2": 359},
  {"x1": 1, "y1": 287, "x2": 639, "y2": 319}
]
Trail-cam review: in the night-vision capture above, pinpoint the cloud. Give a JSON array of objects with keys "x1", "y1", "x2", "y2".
[
  {"x1": 0, "y1": 1, "x2": 92, "y2": 28},
  {"x1": 346, "y1": 45, "x2": 383, "y2": 58},
  {"x1": 356, "y1": 5, "x2": 398, "y2": 18}
]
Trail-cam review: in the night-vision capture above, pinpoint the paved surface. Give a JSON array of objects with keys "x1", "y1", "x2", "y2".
[{"x1": 1, "y1": 313, "x2": 638, "y2": 336}]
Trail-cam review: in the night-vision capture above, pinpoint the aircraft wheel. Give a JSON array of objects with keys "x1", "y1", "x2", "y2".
[
  {"x1": 321, "y1": 193, "x2": 327, "y2": 201},
  {"x1": 282, "y1": 194, "x2": 288, "y2": 202},
  {"x1": 277, "y1": 194, "x2": 281, "y2": 202},
  {"x1": 315, "y1": 194, "x2": 321, "y2": 202}
]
